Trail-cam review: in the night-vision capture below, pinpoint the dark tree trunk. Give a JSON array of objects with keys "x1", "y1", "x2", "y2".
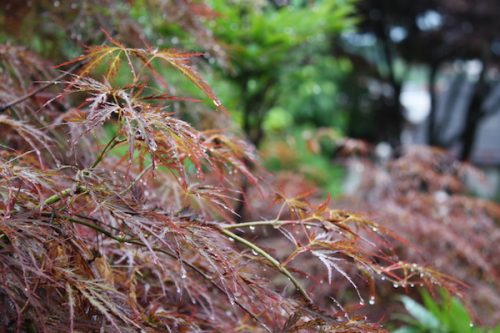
[
  {"x1": 436, "y1": 72, "x2": 467, "y2": 147},
  {"x1": 238, "y1": 73, "x2": 276, "y2": 148},
  {"x1": 375, "y1": 83, "x2": 404, "y2": 149},
  {"x1": 427, "y1": 63, "x2": 439, "y2": 145},
  {"x1": 374, "y1": 8, "x2": 404, "y2": 150},
  {"x1": 460, "y1": 96, "x2": 482, "y2": 161},
  {"x1": 460, "y1": 60, "x2": 489, "y2": 161},
  {"x1": 235, "y1": 73, "x2": 277, "y2": 220}
]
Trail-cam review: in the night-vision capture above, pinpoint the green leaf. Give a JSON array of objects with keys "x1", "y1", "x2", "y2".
[
  {"x1": 400, "y1": 296, "x2": 441, "y2": 330},
  {"x1": 393, "y1": 327, "x2": 423, "y2": 333}
]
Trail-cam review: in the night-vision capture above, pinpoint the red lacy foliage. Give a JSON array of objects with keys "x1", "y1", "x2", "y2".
[
  {"x1": 334, "y1": 146, "x2": 500, "y2": 326},
  {"x1": 0, "y1": 4, "x2": 470, "y2": 333}
]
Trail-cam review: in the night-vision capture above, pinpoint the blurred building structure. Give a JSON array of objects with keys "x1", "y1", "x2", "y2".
[
  {"x1": 337, "y1": 0, "x2": 500, "y2": 199},
  {"x1": 402, "y1": 67, "x2": 500, "y2": 199}
]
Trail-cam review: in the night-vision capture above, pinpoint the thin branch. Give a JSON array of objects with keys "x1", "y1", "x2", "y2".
[
  {"x1": 221, "y1": 220, "x2": 317, "y2": 230},
  {"x1": 42, "y1": 184, "x2": 88, "y2": 206},
  {"x1": 117, "y1": 164, "x2": 153, "y2": 196},
  {"x1": 42, "y1": 135, "x2": 126, "y2": 207},
  {"x1": 43, "y1": 133, "x2": 125, "y2": 207},
  {"x1": 91, "y1": 136, "x2": 126, "y2": 169},
  {"x1": 218, "y1": 227, "x2": 313, "y2": 304},
  {"x1": 0, "y1": 63, "x2": 83, "y2": 113}
]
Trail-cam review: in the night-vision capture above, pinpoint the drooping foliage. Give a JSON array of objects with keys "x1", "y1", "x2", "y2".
[
  {"x1": 0, "y1": 1, "x2": 467, "y2": 332},
  {"x1": 335, "y1": 145, "x2": 500, "y2": 326}
]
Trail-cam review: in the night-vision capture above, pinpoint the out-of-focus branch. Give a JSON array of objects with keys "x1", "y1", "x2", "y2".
[{"x1": 0, "y1": 63, "x2": 82, "y2": 113}]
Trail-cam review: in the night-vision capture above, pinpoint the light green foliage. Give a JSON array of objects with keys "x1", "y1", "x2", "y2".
[
  {"x1": 208, "y1": 0, "x2": 356, "y2": 71},
  {"x1": 393, "y1": 290, "x2": 500, "y2": 333},
  {"x1": 263, "y1": 107, "x2": 294, "y2": 132},
  {"x1": 276, "y1": 55, "x2": 351, "y2": 129},
  {"x1": 204, "y1": 0, "x2": 357, "y2": 144}
]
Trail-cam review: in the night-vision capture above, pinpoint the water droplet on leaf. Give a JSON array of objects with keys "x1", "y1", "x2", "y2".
[{"x1": 180, "y1": 266, "x2": 187, "y2": 279}]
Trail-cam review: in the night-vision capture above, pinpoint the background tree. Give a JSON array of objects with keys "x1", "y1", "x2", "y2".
[
  {"x1": 206, "y1": 0, "x2": 355, "y2": 147},
  {"x1": 335, "y1": 0, "x2": 500, "y2": 160}
]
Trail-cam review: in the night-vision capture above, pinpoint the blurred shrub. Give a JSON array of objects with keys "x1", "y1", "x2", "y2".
[
  {"x1": 335, "y1": 145, "x2": 500, "y2": 326},
  {"x1": 393, "y1": 290, "x2": 500, "y2": 333}
]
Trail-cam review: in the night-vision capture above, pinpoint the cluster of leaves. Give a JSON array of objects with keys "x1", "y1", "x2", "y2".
[
  {"x1": 0, "y1": 23, "x2": 468, "y2": 333},
  {"x1": 334, "y1": 146, "x2": 500, "y2": 327}
]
